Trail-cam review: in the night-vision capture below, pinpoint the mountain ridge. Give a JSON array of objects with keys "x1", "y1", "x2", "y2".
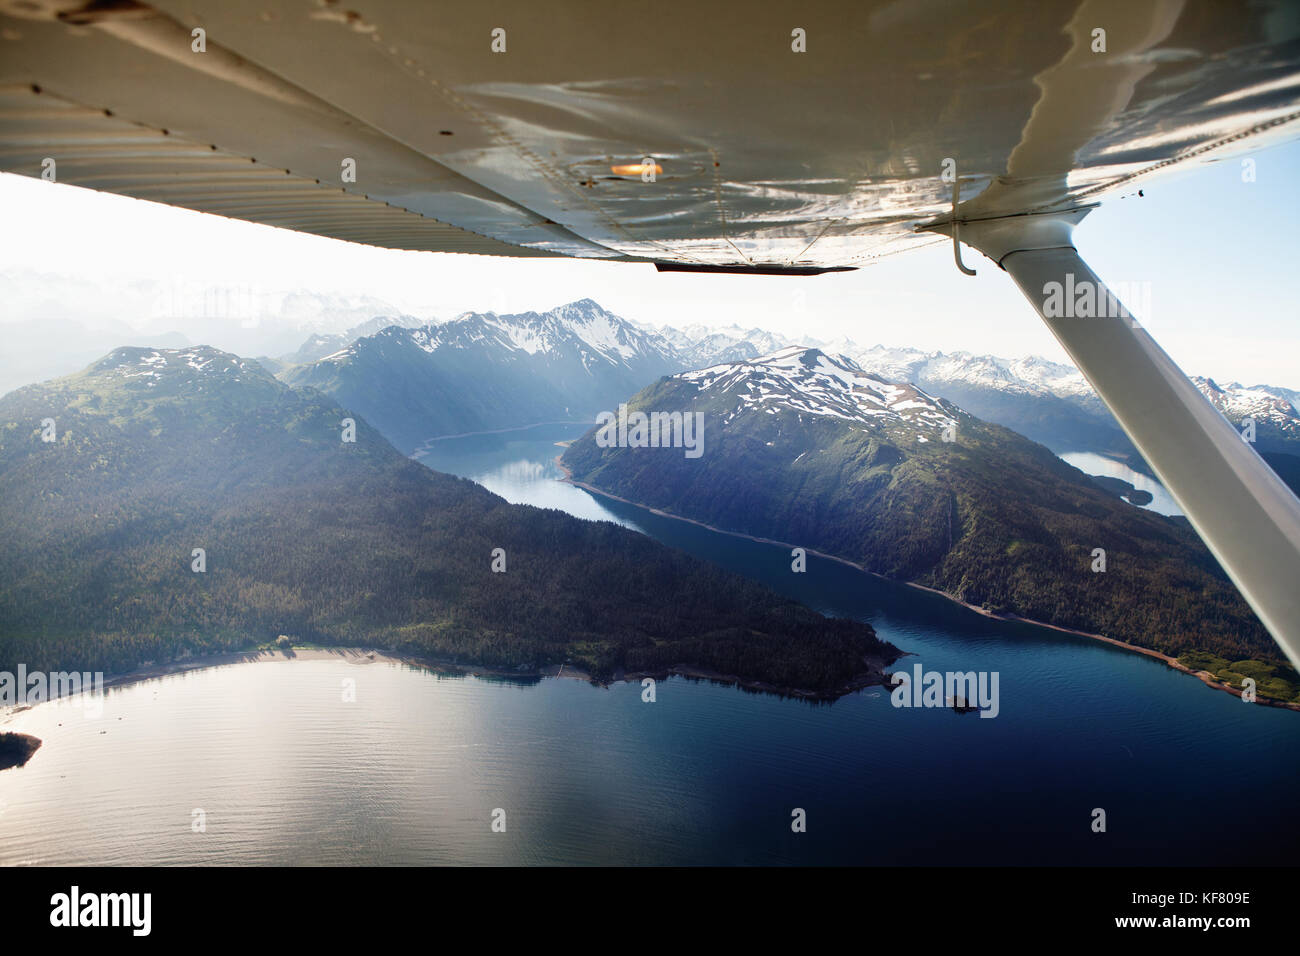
[
  {"x1": 265, "y1": 300, "x2": 1298, "y2": 467},
  {"x1": 279, "y1": 299, "x2": 683, "y2": 451}
]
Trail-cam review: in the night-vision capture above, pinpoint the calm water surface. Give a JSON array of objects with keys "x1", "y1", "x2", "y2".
[
  {"x1": 1059, "y1": 450, "x2": 1182, "y2": 516},
  {"x1": 1, "y1": 423, "x2": 1295, "y2": 865}
]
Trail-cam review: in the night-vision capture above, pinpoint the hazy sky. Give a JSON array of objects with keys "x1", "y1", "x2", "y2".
[{"x1": 1, "y1": 136, "x2": 1297, "y2": 384}]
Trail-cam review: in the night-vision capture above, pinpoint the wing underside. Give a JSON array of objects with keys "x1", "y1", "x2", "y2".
[{"x1": 2, "y1": 0, "x2": 1298, "y2": 267}]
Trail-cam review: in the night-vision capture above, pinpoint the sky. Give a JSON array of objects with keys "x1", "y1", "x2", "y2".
[{"x1": 1, "y1": 137, "x2": 1297, "y2": 385}]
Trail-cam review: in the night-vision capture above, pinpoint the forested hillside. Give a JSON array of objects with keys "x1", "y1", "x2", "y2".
[
  {"x1": 564, "y1": 348, "x2": 1282, "y2": 674},
  {"x1": 0, "y1": 346, "x2": 898, "y2": 697}
]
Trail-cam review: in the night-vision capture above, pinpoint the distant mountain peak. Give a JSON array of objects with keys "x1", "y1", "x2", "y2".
[
  {"x1": 678, "y1": 345, "x2": 958, "y2": 435},
  {"x1": 1190, "y1": 375, "x2": 1299, "y2": 430},
  {"x1": 278, "y1": 299, "x2": 683, "y2": 451},
  {"x1": 556, "y1": 296, "x2": 605, "y2": 313}
]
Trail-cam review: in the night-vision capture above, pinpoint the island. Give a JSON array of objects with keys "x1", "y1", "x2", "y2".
[{"x1": 0, "y1": 732, "x2": 41, "y2": 771}]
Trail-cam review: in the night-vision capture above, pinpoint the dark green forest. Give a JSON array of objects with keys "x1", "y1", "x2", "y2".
[{"x1": 0, "y1": 347, "x2": 898, "y2": 697}]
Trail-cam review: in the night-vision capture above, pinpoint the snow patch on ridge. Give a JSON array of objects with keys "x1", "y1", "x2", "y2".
[{"x1": 680, "y1": 347, "x2": 959, "y2": 433}]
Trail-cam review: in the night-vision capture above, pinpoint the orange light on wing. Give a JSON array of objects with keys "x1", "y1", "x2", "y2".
[{"x1": 610, "y1": 162, "x2": 662, "y2": 176}]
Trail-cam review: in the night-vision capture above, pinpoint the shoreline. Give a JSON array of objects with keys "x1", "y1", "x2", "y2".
[
  {"x1": 409, "y1": 420, "x2": 591, "y2": 456},
  {"x1": 10, "y1": 643, "x2": 894, "y2": 713},
  {"x1": 555, "y1": 457, "x2": 1300, "y2": 712}
]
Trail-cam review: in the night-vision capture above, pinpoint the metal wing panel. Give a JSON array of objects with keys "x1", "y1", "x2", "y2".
[
  {"x1": 3, "y1": 0, "x2": 1299, "y2": 267},
  {"x1": 0, "y1": 3, "x2": 628, "y2": 259}
]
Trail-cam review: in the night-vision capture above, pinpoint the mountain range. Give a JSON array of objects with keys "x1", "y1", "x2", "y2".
[
  {"x1": 267, "y1": 301, "x2": 1299, "y2": 472},
  {"x1": 647, "y1": 323, "x2": 794, "y2": 369},
  {"x1": 274, "y1": 314, "x2": 432, "y2": 369},
  {"x1": 279, "y1": 299, "x2": 681, "y2": 452},
  {"x1": 0, "y1": 345, "x2": 899, "y2": 696},
  {"x1": 843, "y1": 345, "x2": 1300, "y2": 466},
  {"x1": 658, "y1": 328, "x2": 1300, "y2": 462}
]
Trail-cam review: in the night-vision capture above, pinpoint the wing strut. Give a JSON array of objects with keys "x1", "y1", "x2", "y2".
[{"x1": 937, "y1": 209, "x2": 1300, "y2": 667}]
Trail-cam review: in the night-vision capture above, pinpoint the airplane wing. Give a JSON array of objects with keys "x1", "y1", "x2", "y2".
[
  {"x1": 5, "y1": 0, "x2": 1296, "y2": 267},
  {"x1": 3, "y1": 0, "x2": 1300, "y2": 661}
]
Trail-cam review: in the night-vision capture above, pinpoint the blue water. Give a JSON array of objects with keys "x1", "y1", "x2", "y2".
[
  {"x1": 0, "y1": 423, "x2": 1293, "y2": 865},
  {"x1": 1059, "y1": 450, "x2": 1182, "y2": 516},
  {"x1": 415, "y1": 423, "x2": 1300, "y2": 864}
]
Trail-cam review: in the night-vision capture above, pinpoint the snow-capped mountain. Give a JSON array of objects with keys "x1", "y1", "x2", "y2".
[
  {"x1": 285, "y1": 314, "x2": 431, "y2": 366},
  {"x1": 1191, "y1": 377, "x2": 1300, "y2": 439},
  {"x1": 427, "y1": 298, "x2": 680, "y2": 370},
  {"x1": 92, "y1": 345, "x2": 266, "y2": 389},
  {"x1": 0, "y1": 317, "x2": 192, "y2": 398},
  {"x1": 679, "y1": 347, "x2": 958, "y2": 437},
  {"x1": 792, "y1": 342, "x2": 1299, "y2": 445},
  {"x1": 638, "y1": 328, "x2": 1122, "y2": 455},
  {"x1": 656, "y1": 329, "x2": 1100, "y2": 407},
  {"x1": 658, "y1": 324, "x2": 1298, "y2": 461},
  {"x1": 653, "y1": 323, "x2": 798, "y2": 368},
  {"x1": 1265, "y1": 384, "x2": 1300, "y2": 409},
  {"x1": 280, "y1": 299, "x2": 684, "y2": 451},
  {"x1": 561, "y1": 347, "x2": 1270, "y2": 655},
  {"x1": 840, "y1": 345, "x2": 1100, "y2": 406},
  {"x1": 50, "y1": 346, "x2": 289, "y2": 412},
  {"x1": 926, "y1": 352, "x2": 1094, "y2": 402},
  {"x1": 832, "y1": 344, "x2": 931, "y2": 383},
  {"x1": 274, "y1": 302, "x2": 1298, "y2": 463},
  {"x1": 834, "y1": 344, "x2": 1120, "y2": 453}
]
